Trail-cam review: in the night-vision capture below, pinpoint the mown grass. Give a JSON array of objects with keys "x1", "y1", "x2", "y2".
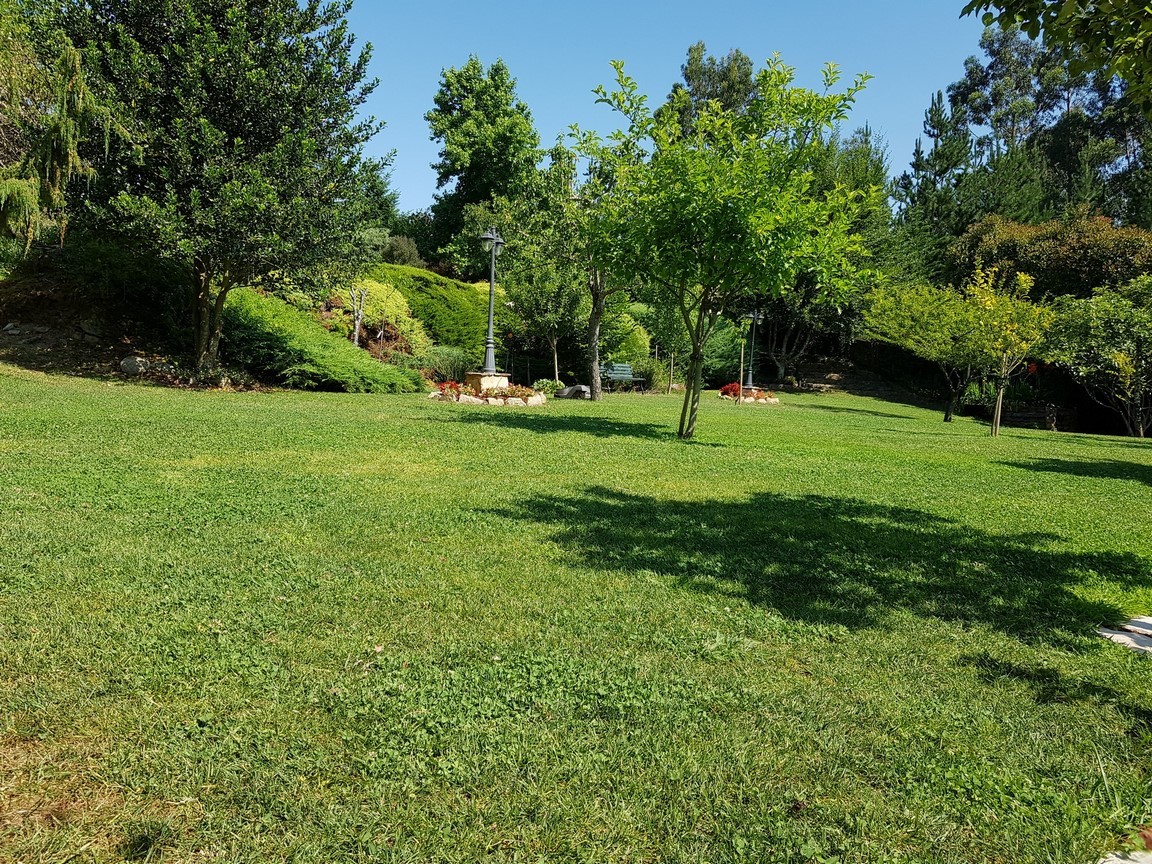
[{"x1": 1, "y1": 363, "x2": 1150, "y2": 863}]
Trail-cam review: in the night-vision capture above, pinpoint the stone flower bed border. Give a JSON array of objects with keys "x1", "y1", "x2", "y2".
[
  {"x1": 718, "y1": 382, "x2": 780, "y2": 405},
  {"x1": 427, "y1": 380, "x2": 547, "y2": 407}
]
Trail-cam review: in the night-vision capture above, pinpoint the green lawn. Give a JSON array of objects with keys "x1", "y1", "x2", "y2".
[{"x1": 1, "y1": 363, "x2": 1151, "y2": 863}]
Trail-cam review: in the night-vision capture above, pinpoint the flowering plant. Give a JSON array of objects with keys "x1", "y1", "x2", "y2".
[
  {"x1": 719, "y1": 382, "x2": 742, "y2": 398},
  {"x1": 438, "y1": 380, "x2": 464, "y2": 397}
]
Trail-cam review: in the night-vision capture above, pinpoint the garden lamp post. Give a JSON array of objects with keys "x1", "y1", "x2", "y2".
[
  {"x1": 480, "y1": 226, "x2": 505, "y2": 374},
  {"x1": 743, "y1": 309, "x2": 764, "y2": 389}
]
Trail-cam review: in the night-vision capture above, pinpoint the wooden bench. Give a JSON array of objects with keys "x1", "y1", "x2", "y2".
[{"x1": 601, "y1": 363, "x2": 645, "y2": 391}]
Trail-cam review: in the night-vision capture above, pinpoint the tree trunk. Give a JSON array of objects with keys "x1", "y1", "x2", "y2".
[
  {"x1": 990, "y1": 379, "x2": 1006, "y2": 437},
  {"x1": 773, "y1": 357, "x2": 786, "y2": 382},
  {"x1": 587, "y1": 283, "x2": 605, "y2": 401},
  {"x1": 204, "y1": 276, "x2": 233, "y2": 368},
  {"x1": 666, "y1": 352, "x2": 674, "y2": 395},
  {"x1": 678, "y1": 351, "x2": 705, "y2": 439},
  {"x1": 944, "y1": 388, "x2": 958, "y2": 423},
  {"x1": 550, "y1": 337, "x2": 560, "y2": 383},
  {"x1": 193, "y1": 259, "x2": 213, "y2": 370}
]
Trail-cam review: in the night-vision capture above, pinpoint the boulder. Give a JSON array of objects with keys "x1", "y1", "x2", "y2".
[
  {"x1": 459, "y1": 394, "x2": 485, "y2": 405},
  {"x1": 505, "y1": 397, "x2": 527, "y2": 407},
  {"x1": 486, "y1": 397, "x2": 504, "y2": 406},
  {"x1": 765, "y1": 397, "x2": 780, "y2": 405},
  {"x1": 427, "y1": 390, "x2": 443, "y2": 400},
  {"x1": 120, "y1": 356, "x2": 149, "y2": 376},
  {"x1": 555, "y1": 384, "x2": 591, "y2": 399},
  {"x1": 525, "y1": 394, "x2": 546, "y2": 407}
]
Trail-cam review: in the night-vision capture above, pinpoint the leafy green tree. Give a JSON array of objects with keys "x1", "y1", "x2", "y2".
[
  {"x1": 56, "y1": 0, "x2": 379, "y2": 370},
  {"x1": 754, "y1": 126, "x2": 889, "y2": 381},
  {"x1": 425, "y1": 57, "x2": 539, "y2": 273},
  {"x1": 661, "y1": 41, "x2": 756, "y2": 135},
  {"x1": 863, "y1": 281, "x2": 985, "y2": 422},
  {"x1": 961, "y1": 0, "x2": 1152, "y2": 105},
  {"x1": 0, "y1": 4, "x2": 122, "y2": 253},
  {"x1": 1046, "y1": 277, "x2": 1152, "y2": 437},
  {"x1": 965, "y1": 267, "x2": 1052, "y2": 435},
  {"x1": 584, "y1": 58, "x2": 870, "y2": 439}
]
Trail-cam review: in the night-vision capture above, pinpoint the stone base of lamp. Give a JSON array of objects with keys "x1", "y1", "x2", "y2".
[{"x1": 466, "y1": 372, "x2": 510, "y2": 393}]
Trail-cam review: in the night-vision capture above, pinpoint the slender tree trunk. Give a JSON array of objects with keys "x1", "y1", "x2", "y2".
[
  {"x1": 204, "y1": 274, "x2": 234, "y2": 368},
  {"x1": 679, "y1": 350, "x2": 705, "y2": 439},
  {"x1": 193, "y1": 258, "x2": 213, "y2": 370},
  {"x1": 587, "y1": 284, "x2": 605, "y2": 401},
  {"x1": 990, "y1": 379, "x2": 1006, "y2": 437},
  {"x1": 944, "y1": 389, "x2": 958, "y2": 423},
  {"x1": 666, "y1": 352, "x2": 674, "y2": 395},
  {"x1": 550, "y1": 336, "x2": 560, "y2": 383}
]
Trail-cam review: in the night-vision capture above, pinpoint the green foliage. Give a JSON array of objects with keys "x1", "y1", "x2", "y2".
[
  {"x1": 660, "y1": 41, "x2": 757, "y2": 135},
  {"x1": 407, "y1": 345, "x2": 473, "y2": 384},
  {"x1": 952, "y1": 215, "x2": 1152, "y2": 297},
  {"x1": 380, "y1": 236, "x2": 424, "y2": 267},
  {"x1": 605, "y1": 316, "x2": 650, "y2": 364},
  {"x1": 327, "y1": 278, "x2": 432, "y2": 357},
  {"x1": 1046, "y1": 277, "x2": 1152, "y2": 436},
  {"x1": 531, "y1": 377, "x2": 564, "y2": 395},
  {"x1": 55, "y1": 0, "x2": 380, "y2": 368},
  {"x1": 962, "y1": 0, "x2": 1152, "y2": 104},
  {"x1": 582, "y1": 56, "x2": 870, "y2": 437},
  {"x1": 425, "y1": 56, "x2": 540, "y2": 269},
  {"x1": 222, "y1": 288, "x2": 421, "y2": 393}
]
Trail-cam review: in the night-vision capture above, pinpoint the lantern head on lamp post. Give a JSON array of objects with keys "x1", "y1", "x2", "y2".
[
  {"x1": 742, "y1": 309, "x2": 764, "y2": 389},
  {"x1": 479, "y1": 227, "x2": 505, "y2": 374}
]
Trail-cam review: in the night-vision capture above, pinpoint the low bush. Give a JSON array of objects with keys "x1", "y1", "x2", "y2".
[
  {"x1": 532, "y1": 378, "x2": 563, "y2": 395},
  {"x1": 222, "y1": 288, "x2": 423, "y2": 393},
  {"x1": 628, "y1": 357, "x2": 671, "y2": 393},
  {"x1": 367, "y1": 263, "x2": 513, "y2": 353}
]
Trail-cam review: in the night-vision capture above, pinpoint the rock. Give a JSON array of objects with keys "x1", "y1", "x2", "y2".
[
  {"x1": 2, "y1": 322, "x2": 15, "y2": 331},
  {"x1": 120, "y1": 356, "x2": 149, "y2": 376},
  {"x1": 525, "y1": 394, "x2": 546, "y2": 407},
  {"x1": 765, "y1": 397, "x2": 780, "y2": 405},
  {"x1": 427, "y1": 391, "x2": 443, "y2": 400},
  {"x1": 1098, "y1": 626, "x2": 1152, "y2": 656},
  {"x1": 756, "y1": 398, "x2": 767, "y2": 404},
  {"x1": 78, "y1": 319, "x2": 103, "y2": 337},
  {"x1": 459, "y1": 394, "x2": 485, "y2": 405},
  {"x1": 505, "y1": 397, "x2": 527, "y2": 407},
  {"x1": 555, "y1": 384, "x2": 591, "y2": 399},
  {"x1": 4, "y1": 328, "x2": 21, "y2": 336},
  {"x1": 486, "y1": 397, "x2": 504, "y2": 406}
]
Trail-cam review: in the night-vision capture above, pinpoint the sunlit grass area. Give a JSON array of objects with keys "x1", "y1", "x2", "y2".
[{"x1": 2, "y1": 364, "x2": 1150, "y2": 863}]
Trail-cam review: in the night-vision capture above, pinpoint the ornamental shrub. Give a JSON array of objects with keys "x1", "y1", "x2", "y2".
[
  {"x1": 222, "y1": 288, "x2": 423, "y2": 393},
  {"x1": 532, "y1": 378, "x2": 563, "y2": 396}
]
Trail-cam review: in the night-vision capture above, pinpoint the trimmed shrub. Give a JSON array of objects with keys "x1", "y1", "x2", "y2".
[
  {"x1": 367, "y1": 263, "x2": 513, "y2": 356},
  {"x1": 532, "y1": 378, "x2": 563, "y2": 396},
  {"x1": 222, "y1": 288, "x2": 423, "y2": 393}
]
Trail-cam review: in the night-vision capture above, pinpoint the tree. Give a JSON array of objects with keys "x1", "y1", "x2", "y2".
[
  {"x1": 56, "y1": 0, "x2": 379, "y2": 370},
  {"x1": 0, "y1": 4, "x2": 122, "y2": 253},
  {"x1": 584, "y1": 58, "x2": 869, "y2": 439},
  {"x1": 1046, "y1": 277, "x2": 1152, "y2": 437},
  {"x1": 964, "y1": 267, "x2": 1052, "y2": 435},
  {"x1": 425, "y1": 57, "x2": 539, "y2": 273},
  {"x1": 755, "y1": 126, "x2": 889, "y2": 381},
  {"x1": 863, "y1": 281, "x2": 985, "y2": 422},
  {"x1": 961, "y1": 0, "x2": 1152, "y2": 105},
  {"x1": 661, "y1": 41, "x2": 756, "y2": 135}
]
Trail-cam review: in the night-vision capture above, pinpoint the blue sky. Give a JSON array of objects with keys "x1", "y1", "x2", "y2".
[{"x1": 346, "y1": 1, "x2": 988, "y2": 212}]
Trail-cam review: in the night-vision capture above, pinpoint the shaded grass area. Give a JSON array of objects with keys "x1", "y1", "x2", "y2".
[{"x1": 1, "y1": 367, "x2": 1151, "y2": 863}]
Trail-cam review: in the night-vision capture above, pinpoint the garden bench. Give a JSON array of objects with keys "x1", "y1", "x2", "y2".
[{"x1": 601, "y1": 363, "x2": 645, "y2": 391}]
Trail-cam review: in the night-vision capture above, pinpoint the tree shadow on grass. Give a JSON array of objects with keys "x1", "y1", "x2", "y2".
[
  {"x1": 964, "y1": 653, "x2": 1152, "y2": 735},
  {"x1": 443, "y1": 410, "x2": 716, "y2": 444},
  {"x1": 495, "y1": 486, "x2": 1151, "y2": 645},
  {"x1": 803, "y1": 405, "x2": 915, "y2": 420},
  {"x1": 1000, "y1": 458, "x2": 1152, "y2": 488}
]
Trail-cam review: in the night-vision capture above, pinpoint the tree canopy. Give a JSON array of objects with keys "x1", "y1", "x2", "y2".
[{"x1": 52, "y1": 0, "x2": 380, "y2": 369}]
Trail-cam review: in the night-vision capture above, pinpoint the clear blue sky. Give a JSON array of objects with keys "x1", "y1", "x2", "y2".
[{"x1": 346, "y1": 0, "x2": 987, "y2": 212}]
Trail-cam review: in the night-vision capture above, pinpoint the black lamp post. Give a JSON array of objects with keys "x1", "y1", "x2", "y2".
[
  {"x1": 743, "y1": 309, "x2": 764, "y2": 389},
  {"x1": 479, "y1": 227, "x2": 505, "y2": 374}
]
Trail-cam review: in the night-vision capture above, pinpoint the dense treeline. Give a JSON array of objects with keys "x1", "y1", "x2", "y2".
[{"x1": 1, "y1": 1, "x2": 1149, "y2": 436}]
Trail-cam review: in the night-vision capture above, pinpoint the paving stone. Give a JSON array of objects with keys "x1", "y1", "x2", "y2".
[
  {"x1": 1098, "y1": 852, "x2": 1152, "y2": 863},
  {"x1": 1097, "y1": 627, "x2": 1152, "y2": 655},
  {"x1": 1121, "y1": 616, "x2": 1152, "y2": 637}
]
